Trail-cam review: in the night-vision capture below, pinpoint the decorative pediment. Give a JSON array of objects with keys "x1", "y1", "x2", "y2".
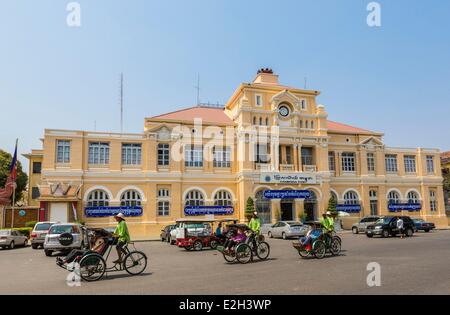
[
  {"x1": 38, "y1": 182, "x2": 82, "y2": 200},
  {"x1": 271, "y1": 90, "x2": 300, "y2": 107},
  {"x1": 147, "y1": 125, "x2": 172, "y2": 140},
  {"x1": 359, "y1": 136, "x2": 384, "y2": 148}
]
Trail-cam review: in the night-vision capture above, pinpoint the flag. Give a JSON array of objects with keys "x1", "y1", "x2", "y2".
[{"x1": 9, "y1": 139, "x2": 18, "y2": 182}]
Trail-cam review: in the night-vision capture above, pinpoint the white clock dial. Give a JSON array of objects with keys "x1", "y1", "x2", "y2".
[{"x1": 279, "y1": 106, "x2": 290, "y2": 117}]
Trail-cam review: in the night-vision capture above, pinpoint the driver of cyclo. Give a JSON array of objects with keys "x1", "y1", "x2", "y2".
[{"x1": 299, "y1": 211, "x2": 334, "y2": 250}]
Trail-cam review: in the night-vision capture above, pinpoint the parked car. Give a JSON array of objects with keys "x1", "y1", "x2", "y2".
[
  {"x1": 43, "y1": 223, "x2": 84, "y2": 256},
  {"x1": 412, "y1": 219, "x2": 435, "y2": 233},
  {"x1": 31, "y1": 221, "x2": 56, "y2": 249},
  {"x1": 160, "y1": 224, "x2": 176, "y2": 243},
  {"x1": 352, "y1": 216, "x2": 382, "y2": 234},
  {"x1": 0, "y1": 229, "x2": 28, "y2": 249},
  {"x1": 267, "y1": 221, "x2": 309, "y2": 240},
  {"x1": 366, "y1": 216, "x2": 415, "y2": 238},
  {"x1": 169, "y1": 226, "x2": 178, "y2": 245}
]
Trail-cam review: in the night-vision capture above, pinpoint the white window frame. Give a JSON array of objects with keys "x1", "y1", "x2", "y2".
[
  {"x1": 120, "y1": 190, "x2": 142, "y2": 207},
  {"x1": 367, "y1": 153, "x2": 375, "y2": 173},
  {"x1": 426, "y1": 156, "x2": 435, "y2": 174},
  {"x1": 158, "y1": 189, "x2": 170, "y2": 199},
  {"x1": 88, "y1": 142, "x2": 110, "y2": 165},
  {"x1": 255, "y1": 94, "x2": 263, "y2": 107},
  {"x1": 344, "y1": 191, "x2": 359, "y2": 205},
  {"x1": 158, "y1": 201, "x2": 170, "y2": 216},
  {"x1": 385, "y1": 154, "x2": 398, "y2": 173},
  {"x1": 342, "y1": 152, "x2": 356, "y2": 172},
  {"x1": 404, "y1": 155, "x2": 417, "y2": 174},
  {"x1": 87, "y1": 190, "x2": 110, "y2": 207},
  {"x1": 122, "y1": 143, "x2": 142, "y2": 165},
  {"x1": 407, "y1": 191, "x2": 420, "y2": 204},
  {"x1": 300, "y1": 99, "x2": 307, "y2": 111},
  {"x1": 213, "y1": 146, "x2": 231, "y2": 168},
  {"x1": 158, "y1": 143, "x2": 170, "y2": 166},
  {"x1": 214, "y1": 190, "x2": 233, "y2": 206},
  {"x1": 56, "y1": 140, "x2": 71, "y2": 164},
  {"x1": 388, "y1": 191, "x2": 400, "y2": 204},
  {"x1": 429, "y1": 190, "x2": 437, "y2": 212},
  {"x1": 185, "y1": 145, "x2": 203, "y2": 168},
  {"x1": 328, "y1": 152, "x2": 336, "y2": 172},
  {"x1": 185, "y1": 190, "x2": 205, "y2": 207}
]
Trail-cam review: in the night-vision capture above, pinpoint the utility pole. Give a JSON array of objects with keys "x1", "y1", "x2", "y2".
[{"x1": 195, "y1": 74, "x2": 200, "y2": 106}]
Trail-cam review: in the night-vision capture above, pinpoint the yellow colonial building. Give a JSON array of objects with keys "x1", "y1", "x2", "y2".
[{"x1": 25, "y1": 69, "x2": 447, "y2": 238}]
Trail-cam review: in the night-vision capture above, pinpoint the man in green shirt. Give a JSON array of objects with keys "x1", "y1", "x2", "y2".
[
  {"x1": 320, "y1": 212, "x2": 334, "y2": 245},
  {"x1": 249, "y1": 212, "x2": 261, "y2": 235},
  {"x1": 113, "y1": 213, "x2": 131, "y2": 264}
]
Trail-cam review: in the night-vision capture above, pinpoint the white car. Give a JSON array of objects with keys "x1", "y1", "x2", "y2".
[
  {"x1": 267, "y1": 221, "x2": 309, "y2": 240},
  {"x1": 0, "y1": 229, "x2": 28, "y2": 249},
  {"x1": 43, "y1": 223, "x2": 84, "y2": 257}
]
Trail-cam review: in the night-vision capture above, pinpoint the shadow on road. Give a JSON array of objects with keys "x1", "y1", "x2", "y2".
[{"x1": 103, "y1": 272, "x2": 153, "y2": 281}]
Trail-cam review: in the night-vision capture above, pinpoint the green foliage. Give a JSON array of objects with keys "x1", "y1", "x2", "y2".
[
  {"x1": 298, "y1": 212, "x2": 307, "y2": 223},
  {"x1": 443, "y1": 169, "x2": 450, "y2": 192},
  {"x1": 25, "y1": 221, "x2": 37, "y2": 228},
  {"x1": 245, "y1": 197, "x2": 255, "y2": 221},
  {"x1": 327, "y1": 197, "x2": 338, "y2": 217},
  {"x1": 0, "y1": 149, "x2": 28, "y2": 204}
]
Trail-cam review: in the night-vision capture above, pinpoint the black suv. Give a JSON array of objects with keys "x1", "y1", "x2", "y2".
[{"x1": 366, "y1": 216, "x2": 415, "y2": 238}]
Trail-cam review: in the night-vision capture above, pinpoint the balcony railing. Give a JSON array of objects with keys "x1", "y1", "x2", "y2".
[
  {"x1": 280, "y1": 164, "x2": 295, "y2": 172},
  {"x1": 255, "y1": 163, "x2": 271, "y2": 171}
]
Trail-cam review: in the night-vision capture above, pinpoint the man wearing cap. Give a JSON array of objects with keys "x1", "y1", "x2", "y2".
[
  {"x1": 248, "y1": 212, "x2": 261, "y2": 235},
  {"x1": 320, "y1": 212, "x2": 334, "y2": 245},
  {"x1": 113, "y1": 213, "x2": 130, "y2": 264}
]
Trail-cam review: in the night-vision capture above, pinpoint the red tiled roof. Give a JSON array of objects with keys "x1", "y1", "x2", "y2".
[
  {"x1": 441, "y1": 151, "x2": 450, "y2": 159},
  {"x1": 150, "y1": 107, "x2": 377, "y2": 134},
  {"x1": 150, "y1": 106, "x2": 233, "y2": 125}
]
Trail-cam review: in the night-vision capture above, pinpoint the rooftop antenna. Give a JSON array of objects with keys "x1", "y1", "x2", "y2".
[
  {"x1": 304, "y1": 77, "x2": 308, "y2": 89},
  {"x1": 120, "y1": 73, "x2": 124, "y2": 133},
  {"x1": 194, "y1": 74, "x2": 200, "y2": 106},
  {"x1": 94, "y1": 120, "x2": 97, "y2": 131}
]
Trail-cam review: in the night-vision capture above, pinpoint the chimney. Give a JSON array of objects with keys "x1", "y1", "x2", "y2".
[{"x1": 253, "y1": 68, "x2": 279, "y2": 85}]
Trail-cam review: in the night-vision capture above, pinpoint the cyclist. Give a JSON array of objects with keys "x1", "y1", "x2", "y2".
[
  {"x1": 113, "y1": 213, "x2": 130, "y2": 264},
  {"x1": 248, "y1": 212, "x2": 261, "y2": 235},
  {"x1": 320, "y1": 211, "x2": 334, "y2": 245}
]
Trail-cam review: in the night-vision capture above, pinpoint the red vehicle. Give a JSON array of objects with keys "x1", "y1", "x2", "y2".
[{"x1": 175, "y1": 218, "x2": 237, "y2": 251}]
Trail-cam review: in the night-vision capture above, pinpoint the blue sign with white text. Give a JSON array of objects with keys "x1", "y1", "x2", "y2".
[
  {"x1": 184, "y1": 206, "x2": 234, "y2": 216},
  {"x1": 263, "y1": 190, "x2": 311, "y2": 199},
  {"x1": 336, "y1": 204, "x2": 362, "y2": 213},
  {"x1": 85, "y1": 206, "x2": 143, "y2": 217},
  {"x1": 388, "y1": 203, "x2": 422, "y2": 212}
]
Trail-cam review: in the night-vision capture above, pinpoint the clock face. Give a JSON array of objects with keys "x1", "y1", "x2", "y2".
[{"x1": 279, "y1": 105, "x2": 290, "y2": 117}]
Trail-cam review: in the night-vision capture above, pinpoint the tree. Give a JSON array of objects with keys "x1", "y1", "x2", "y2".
[
  {"x1": 245, "y1": 197, "x2": 255, "y2": 222},
  {"x1": 0, "y1": 149, "x2": 28, "y2": 205},
  {"x1": 327, "y1": 196, "x2": 338, "y2": 217},
  {"x1": 443, "y1": 169, "x2": 450, "y2": 192}
]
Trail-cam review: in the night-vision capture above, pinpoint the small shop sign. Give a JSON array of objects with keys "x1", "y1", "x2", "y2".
[
  {"x1": 85, "y1": 206, "x2": 143, "y2": 217},
  {"x1": 184, "y1": 206, "x2": 234, "y2": 216}
]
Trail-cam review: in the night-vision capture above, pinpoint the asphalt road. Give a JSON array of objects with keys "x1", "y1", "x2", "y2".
[{"x1": 0, "y1": 230, "x2": 449, "y2": 295}]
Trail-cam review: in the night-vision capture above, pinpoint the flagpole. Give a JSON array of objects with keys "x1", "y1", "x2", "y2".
[{"x1": 11, "y1": 139, "x2": 18, "y2": 228}]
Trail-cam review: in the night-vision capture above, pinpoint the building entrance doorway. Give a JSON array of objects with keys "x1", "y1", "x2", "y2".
[
  {"x1": 49, "y1": 203, "x2": 68, "y2": 223},
  {"x1": 280, "y1": 200, "x2": 294, "y2": 221},
  {"x1": 304, "y1": 190, "x2": 318, "y2": 221}
]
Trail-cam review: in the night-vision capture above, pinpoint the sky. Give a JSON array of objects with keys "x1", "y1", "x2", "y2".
[{"x1": 1, "y1": 0, "x2": 449, "y2": 172}]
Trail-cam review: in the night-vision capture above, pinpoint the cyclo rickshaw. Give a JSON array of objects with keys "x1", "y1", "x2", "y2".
[
  {"x1": 175, "y1": 218, "x2": 220, "y2": 251},
  {"x1": 292, "y1": 221, "x2": 342, "y2": 259},
  {"x1": 217, "y1": 224, "x2": 270, "y2": 264},
  {"x1": 56, "y1": 227, "x2": 147, "y2": 282}
]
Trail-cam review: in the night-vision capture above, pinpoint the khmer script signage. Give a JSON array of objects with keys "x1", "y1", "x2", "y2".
[
  {"x1": 336, "y1": 204, "x2": 362, "y2": 213},
  {"x1": 184, "y1": 206, "x2": 234, "y2": 216},
  {"x1": 388, "y1": 203, "x2": 422, "y2": 212},
  {"x1": 263, "y1": 190, "x2": 311, "y2": 199},
  {"x1": 261, "y1": 173, "x2": 317, "y2": 185},
  {"x1": 85, "y1": 206, "x2": 143, "y2": 217}
]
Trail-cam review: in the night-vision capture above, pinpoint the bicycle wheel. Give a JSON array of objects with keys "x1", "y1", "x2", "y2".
[
  {"x1": 124, "y1": 251, "x2": 147, "y2": 275},
  {"x1": 222, "y1": 251, "x2": 236, "y2": 263},
  {"x1": 329, "y1": 238, "x2": 341, "y2": 256},
  {"x1": 313, "y1": 240, "x2": 326, "y2": 259},
  {"x1": 298, "y1": 249, "x2": 311, "y2": 258},
  {"x1": 235, "y1": 244, "x2": 252, "y2": 264},
  {"x1": 256, "y1": 242, "x2": 270, "y2": 260},
  {"x1": 79, "y1": 254, "x2": 106, "y2": 282}
]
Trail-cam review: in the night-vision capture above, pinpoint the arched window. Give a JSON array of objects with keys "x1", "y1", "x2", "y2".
[
  {"x1": 311, "y1": 120, "x2": 314, "y2": 129},
  {"x1": 330, "y1": 191, "x2": 338, "y2": 202},
  {"x1": 344, "y1": 191, "x2": 359, "y2": 205},
  {"x1": 407, "y1": 191, "x2": 419, "y2": 204},
  {"x1": 299, "y1": 120, "x2": 303, "y2": 129},
  {"x1": 185, "y1": 190, "x2": 205, "y2": 207},
  {"x1": 305, "y1": 120, "x2": 309, "y2": 129},
  {"x1": 87, "y1": 189, "x2": 109, "y2": 207},
  {"x1": 388, "y1": 191, "x2": 401, "y2": 204},
  {"x1": 255, "y1": 190, "x2": 271, "y2": 224},
  {"x1": 253, "y1": 117, "x2": 256, "y2": 125},
  {"x1": 259, "y1": 117, "x2": 263, "y2": 126},
  {"x1": 265, "y1": 117, "x2": 269, "y2": 126},
  {"x1": 120, "y1": 190, "x2": 142, "y2": 207},
  {"x1": 214, "y1": 190, "x2": 233, "y2": 206}
]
